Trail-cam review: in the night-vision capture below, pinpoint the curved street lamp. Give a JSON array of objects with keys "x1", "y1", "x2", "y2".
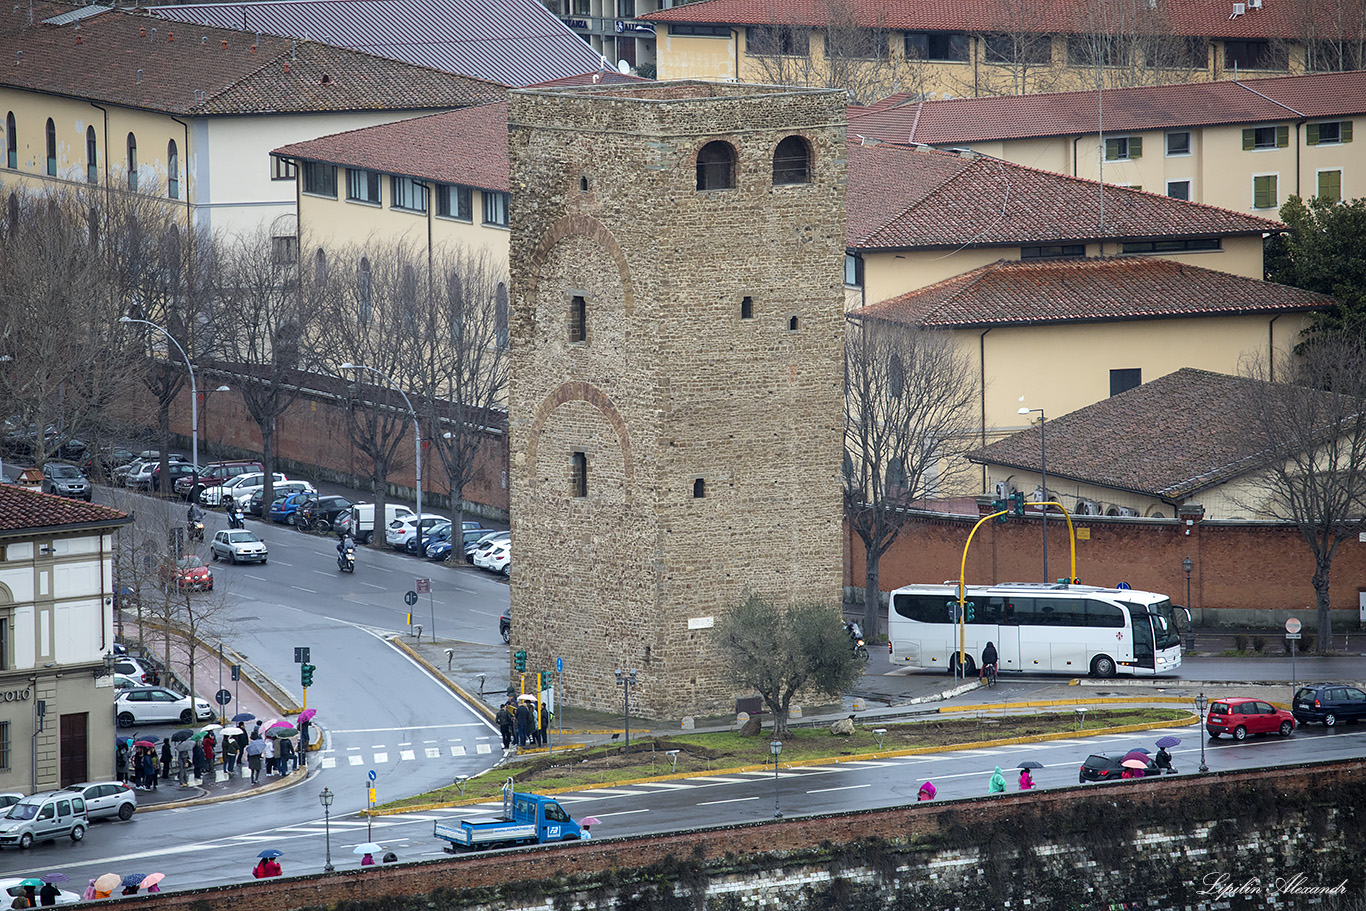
[
  {"x1": 340, "y1": 363, "x2": 423, "y2": 557},
  {"x1": 119, "y1": 316, "x2": 199, "y2": 475}
]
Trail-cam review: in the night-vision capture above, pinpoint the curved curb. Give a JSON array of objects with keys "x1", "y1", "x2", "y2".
[
  {"x1": 938, "y1": 695, "x2": 1194, "y2": 713},
  {"x1": 140, "y1": 767, "x2": 307, "y2": 812},
  {"x1": 388, "y1": 636, "x2": 498, "y2": 724},
  {"x1": 368, "y1": 711, "x2": 1201, "y2": 815}
]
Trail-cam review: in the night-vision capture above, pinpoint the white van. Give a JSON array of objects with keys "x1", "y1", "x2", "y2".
[
  {"x1": 337, "y1": 503, "x2": 415, "y2": 544},
  {"x1": 0, "y1": 791, "x2": 89, "y2": 849}
]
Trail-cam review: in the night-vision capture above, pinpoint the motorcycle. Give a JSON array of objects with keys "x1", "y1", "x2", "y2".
[
  {"x1": 846, "y1": 623, "x2": 869, "y2": 660},
  {"x1": 187, "y1": 519, "x2": 205, "y2": 543},
  {"x1": 337, "y1": 546, "x2": 356, "y2": 573},
  {"x1": 228, "y1": 505, "x2": 245, "y2": 530},
  {"x1": 853, "y1": 637, "x2": 870, "y2": 660}
]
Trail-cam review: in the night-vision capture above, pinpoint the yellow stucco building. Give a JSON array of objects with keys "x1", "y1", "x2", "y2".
[{"x1": 849, "y1": 71, "x2": 1365, "y2": 217}]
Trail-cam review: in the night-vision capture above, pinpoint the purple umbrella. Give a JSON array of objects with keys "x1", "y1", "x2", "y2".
[{"x1": 1156, "y1": 736, "x2": 1181, "y2": 749}]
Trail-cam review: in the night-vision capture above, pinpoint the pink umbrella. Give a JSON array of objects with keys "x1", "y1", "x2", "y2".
[
  {"x1": 139, "y1": 874, "x2": 165, "y2": 889},
  {"x1": 267, "y1": 720, "x2": 291, "y2": 730},
  {"x1": 1121, "y1": 758, "x2": 1148, "y2": 769},
  {"x1": 579, "y1": 817, "x2": 600, "y2": 826},
  {"x1": 298, "y1": 709, "x2": 317, "y2": 723}
]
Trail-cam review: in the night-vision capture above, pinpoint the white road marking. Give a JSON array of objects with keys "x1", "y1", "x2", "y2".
[
  {"x1": 361, "y1": 582, "x2": 386, "y2": 590},
  {"x1": 348, "y1": 756, "x2": 363, "y2": 766},
  {"x1": 320, "y1": 758, "x2": 337, "y2": 769},
  {"x1": 312, "y1": 570, "x2": 334, "y2": 577},
  {"x1": 449, "y1": 746, "x2": 466, "y2": 756},
  {"x1": 806, "y1": 784, "x2": 871, "y2": 794},
  {"x1": 475, "y1": 744, "x2": 491, "y2": 754},
  {"x1": 399, "y1": 742, "x2": 412, "y2": 746},
  {"x1": 292, "y1": 587, "x2": 318, "y2": 594},
  {"x1": 425, "y1": 748, "x2": 441, "y2": 758},
  {"x1": 374, "y1": 752, "x2": 389, "y2": 763},
  {"x1": 245, "y1": 574, "x2": 269, "y2": 582},
  {"x1": 593, "y1": 809, "x2": 650, "y2": 818},
  {"x1": 698, "y1": 796, "x2": 758, "y2": 806},
  {"x1": 688, "y1": 777, "x2": 751, "y2": 784},
  {"x1": 400, "y1": 750, "x2": 416, "y2": 761},
  {"x1": 330, "y1": 723, "x2": 485, "y2": 734},
  {"x1": 631, "y1": 782, "x2": 695, "y2": 790}
]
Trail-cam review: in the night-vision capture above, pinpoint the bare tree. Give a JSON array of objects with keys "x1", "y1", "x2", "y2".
[
  {"x1": 1069, "y1": 0, "x2": 1208, "y2": 89},
  {"x1": 210, "y1": 230, "x2": 326, "y2": 509},
  {"x1": 410, "y1": 247, "x2": 510, "y2": 551},
  {"x1": 748, "y1": 0, "x2": 924, "y2": 104},
  {"x1": 715, "y1": 595, "x2": 863, "y2": 739},
  {"x1": 963, "y1": 0, "x2": 1061, "y2": 96},
  {"x1": 1281, "y1": 0, "x2": 1366, "y2": 72},
  {"x1": 316, "y1": 243, "x2": 421, "y2": 544},
  {"x1": 102, "y1": 185, "x2": 216, "y2": 491},
  {"x1": 1239, "y1": 341, "x2": 1366, "y2": 652},
  {"x1": 844, "y1": 319, "x2": 978, "y2": 637}
]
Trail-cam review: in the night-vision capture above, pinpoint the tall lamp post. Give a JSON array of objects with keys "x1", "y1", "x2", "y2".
[
  {"x1": 1182, "y1": 556, "x2": 1194, "y2": 650},
  {"x1": 1195, "y1": 692, "x2": 1209, "y2": 773},
  {"x1": 1018, "y1": 401, "x2": 1048, "y2": 582},
  {"x1": 200, "y1": 385, "x2": 231, "y2": 463},
  {"x1": 319, "y1": 786, "x2": 335, "y2": 872},
  {"x1": 614, "y1": 668, "x2": 637, "y2": 754},
  {"x1": 340, "y1": 364, "x2": 423, "y2": 557},
  {"x1": 769, "y1": 740, "x2": 783, "y2": 818},
  {"x1": 120, "y1": 316, "x2": 199, "y2": 477}
]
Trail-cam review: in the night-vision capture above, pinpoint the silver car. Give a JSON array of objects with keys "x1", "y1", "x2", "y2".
[
  {"x1": 0, "y1": 792, "x2": 88, "y2": 849},
  {"x1": 41, "y1": 462, "x2": 90, "y2": 501},
  {"x1": 59, "y1": 782, "x2": 137, "y2": 821},
  {"x1": 210, "y1": 529, "x2": 268, "y2": 564}
]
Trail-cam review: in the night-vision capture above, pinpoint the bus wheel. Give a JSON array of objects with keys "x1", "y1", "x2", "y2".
[{"x1": 1090, "y1": 655, "x2": 1117, "y2": 678}]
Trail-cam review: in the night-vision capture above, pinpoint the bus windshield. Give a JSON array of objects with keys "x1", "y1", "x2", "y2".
[{"x1": 1148, "y1": 599, "x2": 1181, "y2": 651}]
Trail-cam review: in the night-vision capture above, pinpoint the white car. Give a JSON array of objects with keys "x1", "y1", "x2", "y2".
[
  {"x1": 199, "y1": 471, "x2": 287, "y2": 507},
  {"x1": 114, "y1": 687, "x2": 214, "y2": 727},
  {"x1": 60, "y1": 781, "x2": 137, "y2": 821},
  {"x1": 1, "y1": 879, "x2": 80, "y2": 904},
  {"x1": 210, "y1": 529, "x2": 268, "y2": 564},
  {"x1": 124, "y1": 460, "x2": 157, "y2": 490},
  {"x1": 234, "y1": 476, "x2": 312, "y2": 510},
  {"x1": 474, "y1": 540, "x2": 510, "y2": 576},
  {"x1": 386, "y1": 513, "x2": 447, "y2": 549}
]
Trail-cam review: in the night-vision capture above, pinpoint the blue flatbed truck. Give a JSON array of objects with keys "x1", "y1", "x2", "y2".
[{"x1": 434, "y1": 779, "x2": 583, "y2": 850}]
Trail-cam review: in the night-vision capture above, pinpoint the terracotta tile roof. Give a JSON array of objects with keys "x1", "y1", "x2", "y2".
[
  {"x1": 968, "y1": 367, "x2": 1277, "y2": 499},
  {"x1": 644, "y1": 0, "x2": 1317, "y2": 40},
  {"x1": 0, "y1": 1, "x2": 503, "y2": 116},
  {"x1": 851, "y1": 256, "x2": 1333, "y2": 328},
  {"x1": 274, "y1": 101, "x2": 509, "y2": 190},
  {"x1": 850, "y1": 71, "x2": 1366, "y2": 145},
  {"x1": 0, "y1": 485, "x2": 130, "y2": 535},
  {"x1": 846, "y1": 141, "x2": 1281, "y2": 250},
  {"x1": 151, "y1": 0, "x2": 604, "y2": 88}
]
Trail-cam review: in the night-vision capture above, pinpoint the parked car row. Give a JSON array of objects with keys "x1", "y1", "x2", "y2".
[{"x1": 0, "y1": 780, "x2": 137, "y2": 851}]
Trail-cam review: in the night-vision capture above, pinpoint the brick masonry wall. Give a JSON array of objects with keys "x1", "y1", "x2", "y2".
[
  {"x1": 507, "y1": 82, "x2": 848, "y2": 717},
  {"x1": 123, "y1": 760, "x2": 1366, "y2": 911},
  {"x1": 851, "y1": 510, "x2": 1366, "y2": 630}
]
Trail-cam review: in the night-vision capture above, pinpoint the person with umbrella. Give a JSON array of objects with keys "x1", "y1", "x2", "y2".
[
  {"x1": 252, "y1": 850, "x2": 283, "y2": 878},
  {"x1": 140, "y1": 874, "x2": 165, "y2": 894},
  {"x1": 161, "y1": 738, "x2": 173, "y2": 778},
  {"x1": 579, "y1": 817, "x2": 599, "y2": 839},
  {"x1": 1018, "y1": 760, "x2": 1043, "y2": 790},
  {"x1": 38, "y1": 876, "x2": 64, "y2": 907},
  {"x1": 80, "y1": 881, "x2": 96, "y2": 902},
  {"x1": 120, "y1": 873, "x2": 145, "y2": 896},
  {"x1": 988, "y1": 766, "x2": 1007, "y2": 794},
  {"x1": 353, "y1": 842, "x2": 382, "y2": 866},
  {"x1": 142, "y1": 747, "x2": 158, "y2": 791},
  {"x1": 917, "y1": 781, "x2": 936, "y2": 801},
  {"x1": 92, "y1": 874, "x2": 120, "y2": 900},
  {"x1": 1155, "y1": 736, "x2": 1180, "y2": 774},
  {"x1": 246, "y1": 736, "x2": 266, "y2": 784}
]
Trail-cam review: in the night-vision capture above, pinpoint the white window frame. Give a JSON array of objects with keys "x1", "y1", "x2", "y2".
[
  {"x1": 1165, "y1": 179, "x2": 1192, "y2": 200},
  {"x1": 1165, "y1": 131, "x2": 1192, "y2": 157}
]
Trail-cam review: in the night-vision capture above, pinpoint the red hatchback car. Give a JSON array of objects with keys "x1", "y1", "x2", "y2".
[
  {"x1": 1206, "y1": 697, "x2": 1295, "y2": 740},
  {"x1": 159, "y1": 555, "x2": 214, "y2": 593}
]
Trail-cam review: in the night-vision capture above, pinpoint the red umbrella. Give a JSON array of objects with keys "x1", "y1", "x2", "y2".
[{"x1": 133, "y1": 740, "x2": 156, "y2": 749}]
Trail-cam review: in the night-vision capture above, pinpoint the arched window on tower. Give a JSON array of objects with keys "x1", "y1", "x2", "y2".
[
  {"x1": 86, "y1": 126, "x2": 97, "y2": 184},
  {"x1": 167, "y1": 139, "x2": 179, "y2": 199},
  {"x1": 45, "y1": 119, "x2": 56, "y2": 176},
  {"x1": 772, "y1": 135, "x2": 811, "y2": 185},
  {"x1": 358, "y1": 256, "x2": 372, "y2": 325},
  {"x1": 5, "y1": 113, "x2": 15, "y2": 169},
  {"x1": 696, "y1": 140, "x2": 737, "y2": 191},
  {"x1": 126, "y1": 132, "x2": 138, "y2": 191}
]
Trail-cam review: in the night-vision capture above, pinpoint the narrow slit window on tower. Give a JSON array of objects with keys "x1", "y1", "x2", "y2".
[
  {"x1": 579, "y1": 175, "x2": 589, "y2": 191},
  {"x1": 569, "y1": 295, "x2": 587, "y2": 343},
  {"x1": 571, "y1": 452, "x2": 588, "y2": 498},
  {"x1": 788, "y1": 315, "x2": 799, "y2": 331},
  {"x1": 740, "y1": 296, "x2": 753, "y2": 319},
  {"x1": 693, "y1": 478, "x2": 706, "y2": 498}
]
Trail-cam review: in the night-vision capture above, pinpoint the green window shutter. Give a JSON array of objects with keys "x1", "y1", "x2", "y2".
[
  {"x1": 1342, "y1": 120, "x2": 1353, "y2": 143},
  {"x1": 1276, "y1": 124, "x2": 1289, "y2": 147},
  {"x1": 1254, "y1": 175, "x2": 1276, "y2": 208},
  {"x1": 1318, "y1": 170, "x2": 1341, "y2": 202},
  {"x1": 1307, "y1": 123, "x2": 1320, "y2": 145},
  {"x1": 1242, "y1": 128, "x2": 1254, "y2": 150},
  {"x1": 1105, "y1": 138, "x2": 1119, "y2": 160},
  {"x1": 1129, "y1": 136, "x2": 1142, "y2": 158}
]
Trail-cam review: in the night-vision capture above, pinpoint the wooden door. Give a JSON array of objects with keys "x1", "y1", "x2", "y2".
[{"x1": 59, "y1": 713, "x2": 88, "y2": 787}]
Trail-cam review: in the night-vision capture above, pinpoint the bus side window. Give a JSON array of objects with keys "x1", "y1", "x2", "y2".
[{"x1": 1002, "y1": 599, "x2": 1016, "y2": 624}]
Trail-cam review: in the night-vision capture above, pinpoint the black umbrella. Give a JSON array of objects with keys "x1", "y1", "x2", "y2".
[
  {"x1": 257, "y1": 849, "x2": 283, "y2": 859},
  {"x1": 232, "y1": 712, "x2": 255, "y2": 723},
  {"x1": 1016, "y1": 760, "x2": 1044, "y2": 770},
  {"x1": 171, "y1": 729, "x2": 194, "y2": 742}
]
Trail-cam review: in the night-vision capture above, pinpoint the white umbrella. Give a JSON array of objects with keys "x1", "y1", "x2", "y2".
[
  {"x1": 352, "y1": 843, "x2": 383, "y2": 855},
  {"x1": 219, "y1": 726, "x2": 244, "y2": 736}
]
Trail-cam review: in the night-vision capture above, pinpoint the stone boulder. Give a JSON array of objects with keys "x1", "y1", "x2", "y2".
[
  {"x1": 738, "y1": 715, "x2": 763, "y2": 737},
  {"x1": 829, "y1": 716, "x2": 856, "y2": 736}
]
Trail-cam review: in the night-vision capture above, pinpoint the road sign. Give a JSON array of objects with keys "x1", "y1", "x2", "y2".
[
  {"x1": 416, "y1": 578, "x2": 430, "y2": 594},
  {"x1": 1286, "y1": 632, "x2": 1302, "y2": 640},
  {"x1": 556, "y1": 656, "x2": 563, "y2": 674},
  {"x1": 1285, "y1": 618, "x2": 1302, "y2": 634},
  {"x1": 215, "y1": 689, "x2": 232, "y2": 706},
  {"x1": 368, "y1": 769, "x2": 376, "y2": 782},
  {"x1": 294, "y1": 647, "x2": 310, "y2": 664},
  {"x1": 404, "y1": 590, "x2": 418, "y2": 606}
]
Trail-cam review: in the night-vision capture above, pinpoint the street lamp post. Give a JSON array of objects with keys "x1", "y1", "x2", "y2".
[
  {"x1": 340, "y1": 364, "x2": 423, "y2": 560},
  {"x1": 200, "y1": 385, "x2": 231, "y2": 463},
  {"x1": 120, "y1": 316, "x2": 198, "y2": 479},
  {"x1": 1182, "y1": 556, "x2": 1195, "y2": 650},
  {"x1": 1195, "y1": 693, "x2": 1209, "y2": 773},
  {"x1": 319, "y1": 787, "x2": 335, "y2": 872},
  {"x1": 1017, "y1": 401, "x2": 1048, "y2": 582},
  {"x1": 770, "y1": 740, "x2": 783, "y2": 818},
  {"x1": 614, "y1": 668, "x2": 637, "y2": 754}
]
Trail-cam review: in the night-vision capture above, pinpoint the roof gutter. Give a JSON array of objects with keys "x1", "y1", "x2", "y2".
[{"x1": 0, "y1": 516, "x2": 133, "y2": 543}]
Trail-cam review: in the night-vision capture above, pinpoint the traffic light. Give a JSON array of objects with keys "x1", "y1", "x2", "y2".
[
  {"x1": 965, "y1": 601, "x2": 976, "y2": 622},
  {"x1": 300, "y1": 663, "x2": 315, "y2": 687},
  {"x1": 1011, "y1": 491, "x2": 1025, "y2": 516},
  {"x1": 514, "y1": 650, "x2": 527, "y2": 672},
  {"x1": 993, "y1": 498, "x2": 1009, "y2": 524}
]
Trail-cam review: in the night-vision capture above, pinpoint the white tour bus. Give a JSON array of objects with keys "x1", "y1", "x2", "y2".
[{"x1": 888, "y1": 582, "x2": 1187, "y2": 678}]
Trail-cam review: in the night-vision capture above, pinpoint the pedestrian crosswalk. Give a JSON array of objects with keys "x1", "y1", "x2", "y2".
[{"x1": 317, "y1": 736, "x2": 496, "y2": 770}]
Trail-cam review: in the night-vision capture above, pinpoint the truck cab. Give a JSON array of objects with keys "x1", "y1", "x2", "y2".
[{"x1": 434, "y1": 780, "x2": 581, "y2": 850}]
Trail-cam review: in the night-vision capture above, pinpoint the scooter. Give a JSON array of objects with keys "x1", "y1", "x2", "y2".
[
  {"x1": 228, "y1": 505, "x2": 245, "y2": 530},
  {"x1": 187, "y1": 519, "x2": 205, "y2": 543},
  {"x1": 852, "y1": 637, "x2": 869, "y2": 660},
  {"x1": 337, "y1": 546, "x2": 356, "y2": 573}
]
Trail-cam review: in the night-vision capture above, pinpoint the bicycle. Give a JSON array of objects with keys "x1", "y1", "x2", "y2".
[{"x1": 982, "y1": 663, "x2": 998, "y2": 688}]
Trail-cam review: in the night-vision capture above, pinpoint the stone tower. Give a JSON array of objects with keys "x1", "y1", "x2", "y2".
[{"x1": 507, "y1": 82, "x2": 847, "y2": 719}]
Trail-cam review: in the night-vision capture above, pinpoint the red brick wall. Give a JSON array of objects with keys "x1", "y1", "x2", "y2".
[{"x1": 848, "y1": 511, "x2": 1366, "y2": 630}]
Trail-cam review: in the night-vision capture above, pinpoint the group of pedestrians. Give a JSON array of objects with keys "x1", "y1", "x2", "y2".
[{"x1": 495, "y1": 695, "x2": 549, "y2": 750}]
